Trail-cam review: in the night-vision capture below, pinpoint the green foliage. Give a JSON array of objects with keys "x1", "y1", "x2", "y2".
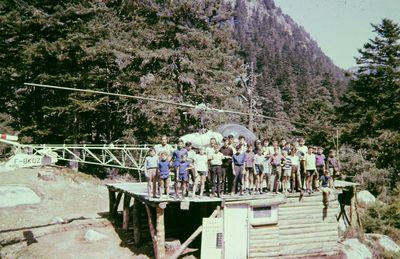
[
  {"x1": 0, "y1": 0, "x2": 245, "y2": 144},
  {"x1": 339, "y1": 19, "x2": 400, "y2": 186},
  {"x1": 362, "y1": 188, "x2": 400, "y2": 243},
  {"x1": 339, "y1": 146, "x2": 389, "y2": 196}
]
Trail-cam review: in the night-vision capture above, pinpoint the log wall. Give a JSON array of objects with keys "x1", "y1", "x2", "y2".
[{"x1": 249, "y1": 194, "x2": 339, "y2": 258}]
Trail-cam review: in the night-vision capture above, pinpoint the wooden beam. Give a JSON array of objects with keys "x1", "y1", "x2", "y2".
[
  {"x1": 170, "y1": 209, "x2": 219, "y2": 259},
  {"x1": 112, "y1": 192, "x2": 123, "y2": 218},
  {"x1": 108, "y1": 189, "x2": 116, "y2": 219},
  {"x1": 145, "y1": 204, "x2": 165, "y2": 259},
  {"x1": 132, "y1": 199, "x2": 142, "y2": 246},
  {"x1": 123, "y1": 194, "x2": 131, "y2": 230},
  {"x1": 170, "y1": 226, "x2": 203, "y2": 259},
  {"x1": 156, "y1": 207, "x2": 166, "y2": 259}
]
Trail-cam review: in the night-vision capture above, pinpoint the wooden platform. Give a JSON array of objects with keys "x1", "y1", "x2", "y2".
[
  {"x1": 105, "y1": 182, "x2": 341, "y2": 259},
  {"x1": 106, "y1": 182, "x2": 330, "y2": 206}
]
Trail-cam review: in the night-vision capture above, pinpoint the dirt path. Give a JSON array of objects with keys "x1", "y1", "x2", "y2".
[{"x1": 0, "y1": 167, "x2": 148, "y2": 258}]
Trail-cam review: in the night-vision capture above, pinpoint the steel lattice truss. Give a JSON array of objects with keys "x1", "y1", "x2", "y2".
[{"x1": 1, "y1": 139, "x2": 151, "y2": 179}]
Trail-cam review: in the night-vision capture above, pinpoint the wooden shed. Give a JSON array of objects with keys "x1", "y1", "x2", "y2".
[{"x1": 106, "y1": 183, "x2": 340, "y2": 258}]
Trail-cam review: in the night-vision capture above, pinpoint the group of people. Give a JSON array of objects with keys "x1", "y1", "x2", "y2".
[{"x1": 144, "y1": 134, "x2": 340, "y2": 199}]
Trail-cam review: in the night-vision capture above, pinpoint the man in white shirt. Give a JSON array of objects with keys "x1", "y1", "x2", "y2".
[
  {"x1": 154, "y1": 135, "x2": 174, "y2": 159},
  {"x1": 205, "y1": 138, "x2": 218, "y2": 195},
  {"x1": 304, "y1": 146, "x2": 316, "y2": 193},
  {"x1": 297, "y1": 138, "x2": 308, "y2": 189}
]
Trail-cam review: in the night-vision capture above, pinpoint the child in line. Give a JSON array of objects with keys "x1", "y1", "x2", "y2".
[
  {"x1": 254, "y1": 149, "x2": 265, "y2": 194},
  {"x1": 262, "y1": 151, "x2": 271, "y2": 192},
  {"x1": 315, "y1": 147, "x2": 326, "y2": 189},
  {"x1": 304, "y1": 147, "x2": 317, "y2": 193},
  {"x1": 327, "y1": 149, "x2": 340, "y2": 180},
  {"x1": 194, "y1": 148, "x2": 208, "y2": 197},
  {"x1": 281, "y1": 150, "x2": 291, "y2": 194},
  {"x1": 320, "y1": 170, "x2": 333, "y2": 207},
  {"x1": 232, "y1": 145, "x2": 245, "y2": 195},
  {"x1": 185, "y1": 142, "x2": 197, "y2": 195},
  {"x1": 172, "y1": 140, "x2": 187, "y2": 196},
  {"x1": 288, "y1": 148, "x2": 301, "y2": 193},
  {"x1": 298, "y1": 138, "x2": 308, "y2": 189},
  {"x1": 177, "y1": 155, "x2": 193, "y2": 199},
  {"x1": 144, "y1": 148, "x2": 159, "y2": 198},
  {"x1": 158, "y1": 152, "x2": 171, "y2": 197},
  {"x1": 244, "y1": 144, "x2": 256, "y2": 194},
  {"x1": 210, "y1": 147, "x2": 225, "y2": 197},
  {"x1": 269, "y1": 147, "x2": 282, "y2": 193}
]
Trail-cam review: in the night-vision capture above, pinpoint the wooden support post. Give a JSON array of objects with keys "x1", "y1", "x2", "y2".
[
  {"x1": 350, "y1": 186, "x2": 356, "y2": 227},
  {"x1": 132, "y1": 199, "x2": 142, "y2": 246},
  {"x1": 112, "y1": 192, "x2": 123, "y2": 219},
  {"x1": 108, "y1": 188, "x2": 116, "y2": 219},
  {"x1": 123, "y1": 194, "x2": 131, "y2": 230},
  {"x1": 156, "y1": 206, "x2": 165, "y2": 259},
  {"x1": 145, "y1": 204, "x2": 166, "y2": 259}
]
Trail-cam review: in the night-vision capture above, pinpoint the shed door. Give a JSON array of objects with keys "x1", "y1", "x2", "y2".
[{"x1": 223, "y1": 203, "x2": 248, "y2": 259}]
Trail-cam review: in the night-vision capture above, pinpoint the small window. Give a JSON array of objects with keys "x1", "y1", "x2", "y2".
[
  {"x1": 253, "y1": 206, "x2": 272, "y2": 218},
  {"x1": 249, "y1": 205, "x2": 278, "y2": 225},
  {"x1": 216, "y1": 233, "x2": 223, "y2": 248}
]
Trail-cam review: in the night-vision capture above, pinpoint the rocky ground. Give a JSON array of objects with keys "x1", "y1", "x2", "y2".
[
  {"x1": 0, "y1": 167, "x2": 150, "y2": 259},
  {"x1": 1, "y1": 167, "x2": 399, "y2": 259}
]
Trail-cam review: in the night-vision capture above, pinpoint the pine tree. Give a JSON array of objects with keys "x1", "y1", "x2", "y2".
[
  {"x1": 0, "y1": 0, "x2": 246, "y2": 145},
  {"x1": 339, "y1": 19, "x2": 400, "y2": 182}
]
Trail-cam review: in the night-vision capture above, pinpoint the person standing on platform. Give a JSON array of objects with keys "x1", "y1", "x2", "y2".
[
  {"x1": 185, "y1": 142, "x2": 197, "y2": 195},
  {"x1": 158, "y1": 152, "x2": 172, "y2": 197},
  {"x1": 172, "y1": 140, "x2": 188, "y2": 197},
  {"x1": 315, "y1": 147, "x2": 326, "y2": 190},
  {"x1": 281, "y1": 150, "x2": 292, "y2": 194},
  {"x1": 327, "y1": 149, "x2": 341, "y2": 181},
  {"x1": 177, "y1": 155, "x2": 192, "y2": 199},
  {"x1": 269, "y1": 147, "x2": 282, "y2": 193},
  {"x1": 210, "y1": 147, "x2": 225, "y2": 197},
  {"x1": 254, "y1": 147, "x2": 265, "y2": 194},
  {"x1": 205, "y1": 137, "x2": 218, "y2": 195},
  {"x1": 244, "y1": 144, "x2": 256, "y2": 194},
  {"x1": 304, "y1": 147, "x2": 317, "y2": 194},
  {"x1": 232, "y1": 145, "x2": 245, "y2": 195},
  {"x1": 194, "y1": 148, "x2": 209, "y2": 197},
  {"x1": 320, "y1": 170, "x2": 333, "y2": 207},
  {"x1": 154, "y1": 135, "x2": 174, "y2": 195},
  {"x1": 220, "y1": 137, "x2": 234, "y2": 194},
  {"x1": 297, "y1": 138, "x2": 308, "y2": 189},
  {"x1": 154, "y1": 135, "x2": 174, "y2": 158},
  {"x1": 288, "y1": 148, "x2": 301, "y2": 193},
  {"x1": 144, "y1": 148, "x2": 159, "y2": 198}
]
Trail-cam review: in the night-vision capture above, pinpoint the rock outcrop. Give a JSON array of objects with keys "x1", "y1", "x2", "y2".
[
  {"x1": 357, "y1": 190, "x2": 376, "y2": 207},
  {"x1": 340, "y1": 239, "x2": 372, "y2": 259}
]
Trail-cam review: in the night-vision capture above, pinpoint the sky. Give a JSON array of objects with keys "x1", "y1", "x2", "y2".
[{"x1": 274, "y1": 0, "x2": 400, "y2": 69}]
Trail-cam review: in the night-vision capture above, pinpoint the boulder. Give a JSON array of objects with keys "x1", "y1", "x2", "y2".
[
  {"x1": 357, "y1": 190, "x2": 376, "y2": 207},
  {"x1": 84, "y1": 229, "x2": 107, "y2": 242},
  {"x1": 341, "y1": 239, "x2": 372, "y2": 259},
  {"x1": 0, "y1": 185, "x2": 41, "y2": 208},
  {"x1": 51, "y1": 217, "x2": 65, "y2": 224},
  {"x1": 366, "y1": 234, "x2": 400, "y2": 253},
  {"x1": 38, "y1": 171, "x2": 56, "y2": 181}
]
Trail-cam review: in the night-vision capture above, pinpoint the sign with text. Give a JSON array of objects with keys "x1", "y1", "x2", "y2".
[{"x1": 201, "y1": 217, "x2": 223, "y2": 259}]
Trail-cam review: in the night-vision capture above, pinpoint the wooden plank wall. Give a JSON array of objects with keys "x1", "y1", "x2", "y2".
[{"x1": 249, "y1": 194, "x2": 339, "y2": 258}]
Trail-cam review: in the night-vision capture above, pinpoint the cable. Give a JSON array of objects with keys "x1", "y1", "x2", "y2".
[{"x1": 24, "y1": 82, "x2": 307, "y2": 126}]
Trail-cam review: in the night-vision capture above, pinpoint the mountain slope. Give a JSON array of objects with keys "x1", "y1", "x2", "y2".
[{"x1": 227, "y1": 0, "x2": 347, "y2": 136}]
